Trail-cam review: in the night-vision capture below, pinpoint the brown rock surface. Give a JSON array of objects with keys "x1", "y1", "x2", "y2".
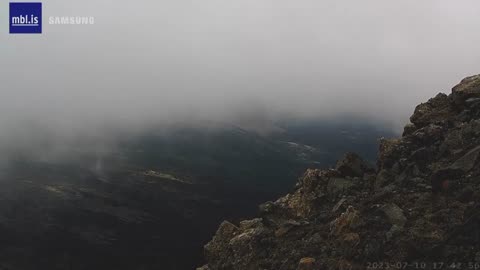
[{"x1": 201, "y1": 74, "x2": 480, "y2": 270}]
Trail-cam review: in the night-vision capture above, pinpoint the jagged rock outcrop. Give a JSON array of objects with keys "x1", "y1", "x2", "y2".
[{"x1": 200, "y1": 74, "x2": 480, "y2": 270}]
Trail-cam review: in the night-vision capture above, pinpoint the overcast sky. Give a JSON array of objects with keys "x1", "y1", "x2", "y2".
[{"x1": 2, "y1": 0, "x2": 480, "y2": 149}]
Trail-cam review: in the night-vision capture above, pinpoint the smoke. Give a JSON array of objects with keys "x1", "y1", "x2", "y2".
[{"x1": 2, "y1": 0, "x2": 480, "y2": 155}]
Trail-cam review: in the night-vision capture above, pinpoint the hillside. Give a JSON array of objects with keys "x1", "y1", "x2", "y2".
[
  {"x1": 0, "y1": 118, "x2": 390, "y2": 269},
  {"x1": 200, "y1": 74, "x2": 480, "y2": 270}
]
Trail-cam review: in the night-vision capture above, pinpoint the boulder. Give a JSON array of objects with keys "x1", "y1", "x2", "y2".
[
  {"x1": 381, "y1": 203, "x2": 407, "y2": 228},
  {"x1": 449, "y1": 145, "x2": 480, "y2": 172},
  {"x1": 403, "y1": 123, "x2": 417, "y2": 136},
  {"x1": 410, "y1": 93, "x2": 453, "y2": 128},
  {"x1": 378, "y1": 138, "x2": 402, "y2": 169},
  {"x1": 452, "y1": 74, "x2": 480, "y2": 96},
  {"x1": 330, "y1": 206, "x2": 360, "y2": 236},
  {"x1": 204, "y1": 221, "x2": 239, "y2": 264},
  {"x1": 335, "y1": 152, "x2": 373, "y2": 177}
]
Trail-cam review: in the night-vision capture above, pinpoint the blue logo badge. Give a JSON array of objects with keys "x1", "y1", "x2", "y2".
[{"x1": 10, "y1": 2, "x2": 42, "y2": 34}]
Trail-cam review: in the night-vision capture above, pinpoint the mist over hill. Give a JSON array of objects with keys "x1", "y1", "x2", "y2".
[
  {"x1": 2, "y1": 1, "x2": 480, "y2": 270},
  {"x1": 0, "y1": 118, "x2": 393, "y2": 269}
]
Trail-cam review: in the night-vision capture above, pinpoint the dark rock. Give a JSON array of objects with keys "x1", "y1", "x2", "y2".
[
  {"x1": 375, "y1": 169, "x2": 394, "y2": 189},
  {"x1": 204, "y1": 221, "x2": 239, "y2": 267},
  {"x1": 430, "y1": 168, "x2": 463, "y2": 194},
  {"x1": 274, "y1": 220, "x2": 302, "y2": 237},
  {"x1": 449, "y1": 145, "x2": 480, "y2": 172},
  {"x1": 332, "y1": 197, "x2": 347, "y2": 213},
  {"x1": 327, "y1": 177, "x2": 354, "y2": 195},
  {"x1": 457, "y1": 186, "x2": 474, "y2": 202},
  {"x1": 410, "y1": 93, "x2": 453, "y2": 128},
  {"x1": 381, "y1": 203, "x2": 407, "y2": 228},
  {"x1": 329, "y1": 206, "x2": 360, "y2": 236},
  {"x1": 452, "y1": 74, "x2": 480, "y2": 96},
  {"x1": 403, "y1": 123, "x2": 417, "y2": 136},
  {"x1": 378, "y1": 138, "x2": 402, "y2": 169},
  {"x1": 335, "y1": 152, "x2": 374, "y2": 177}
]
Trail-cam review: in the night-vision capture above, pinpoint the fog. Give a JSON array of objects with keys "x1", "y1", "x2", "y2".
[{"x1": 2, "y1": 0, "x2": 480, "y2": 153}]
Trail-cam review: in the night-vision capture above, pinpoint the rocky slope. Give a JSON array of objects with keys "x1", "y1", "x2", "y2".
[{"x1": 200, "y1": 74, "x2": 480, "y2": 270}]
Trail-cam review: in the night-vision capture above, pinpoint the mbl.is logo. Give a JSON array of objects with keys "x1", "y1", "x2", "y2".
[{"x1": 10, "y1": 2, "x2": 42, "y2": 34}]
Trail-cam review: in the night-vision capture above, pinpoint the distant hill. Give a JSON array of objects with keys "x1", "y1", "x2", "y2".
[{"x1": 0, "y1": 118, "x2": 393, "y2": 270}]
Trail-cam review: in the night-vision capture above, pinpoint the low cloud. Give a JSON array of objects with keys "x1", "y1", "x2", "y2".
[{"x1": 2, "y1": 0, "x2": 480, "y2": 154}]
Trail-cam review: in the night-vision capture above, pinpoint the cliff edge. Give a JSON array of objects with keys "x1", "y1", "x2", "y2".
[{"x1": 200, "y1": 74, "x2": 480, "y2": 270}]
